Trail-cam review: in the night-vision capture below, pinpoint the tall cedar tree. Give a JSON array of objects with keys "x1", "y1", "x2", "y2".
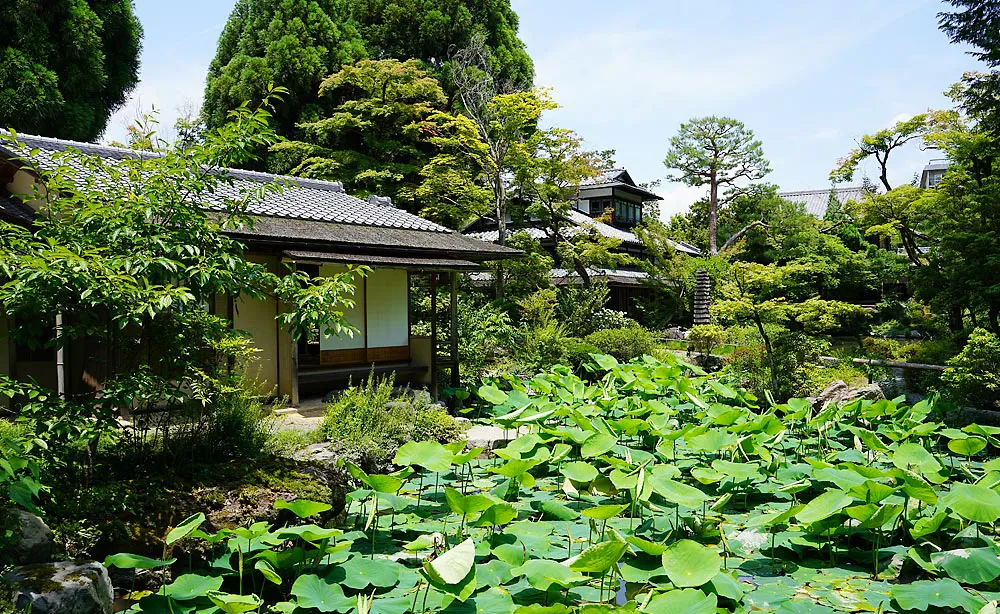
[
  {"x1": 203, "y1": 0, "x2": 367, "y2": 138},
  {"x1": 0, "y1": 0, "x2": 142, "y2": 142},
  {"x1": 347, "y1": 0, "x2": 534, "y2": 98},
  {"x1": 203, "y1": 0, "x2": 533, "y2": 139}
]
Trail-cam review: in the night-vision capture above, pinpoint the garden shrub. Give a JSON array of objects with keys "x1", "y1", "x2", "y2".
[
  {"x1": 585, "y1": 326, "x2": 656, "y2": 362},
  {"x1": 903, "y1": 338, "x2": 959, "y2": 394},
  {"x1": 111, "y1": 390, "x2": 275, "y2": 470},
  {"x1": 565, "y1": 338, "x2": 602, "y2": 372},
  {"x1": 724, "y1": 331, "x2": 829, "y2": 401},
  {"x1": 515, "y1": 321, "x2": 574, "y2": 372},
  {"x1": 590, "y1": 309, "x2": 639, "y2": 332},
  {"x1": 687, "y1": 324, "x2": 727, "y2": 368},
  {"x1": 458, "y1": 298, "x2": 516, "y2": 377},
  {"x1": 943, "y1": 328, "x2": 1000, "y2": 409},
  {"x1": 321, "y1": 373, "x2": 463, "y2": 471},
  {"x1": 554, "y1": 283, "x2": 610, "y2": 336}
]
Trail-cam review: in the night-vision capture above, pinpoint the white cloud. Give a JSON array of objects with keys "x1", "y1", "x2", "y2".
[{"x1": 655, "y1": 183, "x2": 704, "y2": 221}]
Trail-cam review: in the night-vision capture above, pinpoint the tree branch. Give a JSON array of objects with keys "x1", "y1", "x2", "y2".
[{"x1": 720, "y1": 220, "x2": 769, "y2": 251}]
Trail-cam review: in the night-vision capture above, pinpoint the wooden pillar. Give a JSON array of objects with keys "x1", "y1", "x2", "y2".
[
  {"x1": 430, "y1": 272, "x2": 438, "y2": 399},
  {"x1": 450, "y1": 271, "x2": 459, "y2": 388}
]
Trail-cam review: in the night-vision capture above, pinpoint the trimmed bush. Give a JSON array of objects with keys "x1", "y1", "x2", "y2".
[{"x1": 585, "y1": 326, "x2": 656, "y2": 362}]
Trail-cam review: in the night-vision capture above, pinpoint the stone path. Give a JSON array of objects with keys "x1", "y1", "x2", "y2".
[{"x1": 272, "y1": 406, "x2": 524, "y2": 450}]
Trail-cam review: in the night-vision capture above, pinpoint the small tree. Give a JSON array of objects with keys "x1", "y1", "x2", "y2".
[{"x1": 664, "y1": 117, "x2": 771, "y2": 254}]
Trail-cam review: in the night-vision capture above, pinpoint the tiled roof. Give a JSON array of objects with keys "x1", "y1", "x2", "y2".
[
  {"x1": 780, "y1": 186, "x2": 866, "y2": 218},
  {"x1": 470, "y1": 267, "x2": 649, "y2": 286},
  {"x1": 463, "y1": 209, "x2": 700, "y2": 256},
  {"x1": 0, "y1": 133, "x2": 450, "y2": 233}
]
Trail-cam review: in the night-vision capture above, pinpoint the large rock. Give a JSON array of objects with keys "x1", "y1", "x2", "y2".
[
  {"x1": 5, "y1": 561, "x2": 113, "y2": 614},
  {"x1": 3, "y1": 509, "x2": 55, "y2": 564},
  {"x1": 811, "y1": 380, "x2": 885, "y2": 409}
]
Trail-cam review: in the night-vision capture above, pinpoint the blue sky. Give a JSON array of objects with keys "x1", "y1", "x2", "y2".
[{"x1": 107, "y1": 0, "x2": 981, "y2": 218}]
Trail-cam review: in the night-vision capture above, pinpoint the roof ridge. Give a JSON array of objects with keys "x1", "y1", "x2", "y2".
[{"x1": 5, "y1": 131, "x2": 347, "y2": 192}]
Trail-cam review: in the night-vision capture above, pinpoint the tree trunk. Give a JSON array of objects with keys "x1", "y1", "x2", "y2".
[
  {"x1": 709, "y1": 173, "x2": 719, "y2": 255},
  {"x1": 494, "y1": 185, "x2": 507, "y2": 300},
  {"x1": 949, "y1": 306, "x2": 964, "y2": 332},
  {"x1": 751, "y1": 306, "x2": 779, "y2": 399}
]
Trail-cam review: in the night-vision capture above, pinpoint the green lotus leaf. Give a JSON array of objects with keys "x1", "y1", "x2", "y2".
[
  {"x1": 651, "y1": 476, "x2": 709, "y2": 508},
  {"x1": 796, "y1": 490, "x2": 853, "y2": 524},
  {"x1": 254, "y1": 559, "x2": 282, "y2": 585},
  {"x1": 560, "y1": 461, "x2": 599, "y2": 483},
  {"x1": 289, "y1": 574, "x2": 352, "y2": 613},
  {"x1": 931, "y1": 548, "x2": 1000, "y2": 585},
  {"x1": 478, "y1": 384, "x2": 508, "y2": 405},
  {"x1": 568, "y1": 539, "x2": 628, "y2": 574},
  {"x1": 339, "y1": 556, "x2": 403, "y2": 589},
  {"x1": 892, "y1": 443, "x2": 942, "y2": 476},
  {"x1": 645, "y1": 588, "x2": 718, "y2": 613},
  {"x1": 206, "y1": 591, "x2": 265, "y2": 614},
  {"x1": 581, "y1": 432, "x2": 618, "y2": 458},
  {"x1": 582, "y1": 503, "x2": 629, "y2": 520},
  {"x1": 530, "y1": 499, "x2": 580, "y2": 521},
  {"x1": 424, "y1": 537, "x2": 475, "y2": 585},
  {"x1": 161, "y1": 574, "x2": 223, "y2": 600},
  {"x1": 274, "y1": 498, "x2": 333, "y2": 519},
  {"x1": 165, "y1": 512, "x2": 206, "y2": 545},
  {"x1": 393, "y1": 440, "x2": 455, "y2": 472},
  {"x1": 104, "y1": 553, "x2": 176, "y2": 569},
  {"x1": 943, "y1": 483, "x2": 1000, "y2": 523},
  {"x1": 891, "y1": 579, "x2": 985, "y2": 613},
  {"x1": 948, "y1": 436, "x2": 987, "y2": 457},
  {"x1": 711, "y1": 459, "x2": 761, "y2": 480},
  {"x1": 445, "y1": 488, "x2": 494, "y2": 516},
  {"x1": 661, "y1": 540, "x2": 721, "y2": 588},
  {"x1": 511, "y1": 559, "x2": 588, "y2": 591},
  {"x1": 474, "y1": 503, "x2": 518, "y2": 527}
]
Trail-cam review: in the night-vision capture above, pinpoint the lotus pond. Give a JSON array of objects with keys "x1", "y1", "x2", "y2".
[{"x1": 112, "y1": 353, "x2": 1000, "y2": 613}]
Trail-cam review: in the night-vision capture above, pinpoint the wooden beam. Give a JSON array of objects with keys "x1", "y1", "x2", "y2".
[
  {"x1": 450, "y1": 271, "x2": 459, "y2": 389},
  {"x1": 430, "y1": 272, "x2": 438, "y2": 400}
]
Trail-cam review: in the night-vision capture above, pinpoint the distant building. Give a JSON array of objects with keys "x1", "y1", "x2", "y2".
[
  {"x1": 920, "y1": 158, "x2": 949, "y2": 188},
  {"x1": 779, "y1": 186, "x2": 867, "y2": 219},
  {"x1": 463, "y1": 168, "x2": 700, "y2": 315}
]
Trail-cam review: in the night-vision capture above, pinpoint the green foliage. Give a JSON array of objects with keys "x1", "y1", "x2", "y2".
[
  {"x1": 554, "y1": 283, "x2": 611, "y2": 337},
  {"x1": 203, "y1": 0, "x2": 367, "y2": 137},
  {"x1": 321, "y1": 373, "x2": 463, "y2": 470},
  {"x1": 457, "y1": 296, "x2": 516, "y2": 377},
  {"x1": 268, "y1": 59, "x2": 446, "y2": 214},
  {"x1": 102, "y1": 352, "x2": 1000, "y2": 612},
  {"x1": 585, "y1": 326, "x2": 656, "y2": 362},
  {"x1": 664, "y1": 117, "x2": 771, "y2": 254},
  {"x1": 0, "y1": 0, "x2": 142, "y2": 141},
  {"x1": 943, "y1": 328, "x2": 1000, "y2": 409},
  {"x1": 687, "y1": 324, "x2": 727, "y2": 367},
  {"x1": 515, "y1": 321, "x2": 575, "y2": 372},
  {"x1": 346, "y1": 0, "x2": 533, "y2": 95},
  {"x1": 590, "y1": 309, "x2": 639, "y2": 333}
]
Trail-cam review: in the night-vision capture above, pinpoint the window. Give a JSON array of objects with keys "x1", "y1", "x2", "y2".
[
  {"x1": 589, "y1": 198, "x2": 610, "y2": 215},
  {"x1": 927, "y1": 171, "x2": 944, "y2": 188},
  {"x1": 613, "y1": 198, "x2": 641, "y2": 224}
]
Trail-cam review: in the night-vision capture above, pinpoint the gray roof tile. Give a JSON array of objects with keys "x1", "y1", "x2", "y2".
[
  {"x1": 1, "y1": 132, "x2": 450, "y2": 233},
  {"x1": 780, "y1": 186, "x2": 866, "y2": 218}
]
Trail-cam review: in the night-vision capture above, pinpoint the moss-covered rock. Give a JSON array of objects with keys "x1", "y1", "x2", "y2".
[{"x1": 5, "y1": 561, "x2": 113, "y2": 614}]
